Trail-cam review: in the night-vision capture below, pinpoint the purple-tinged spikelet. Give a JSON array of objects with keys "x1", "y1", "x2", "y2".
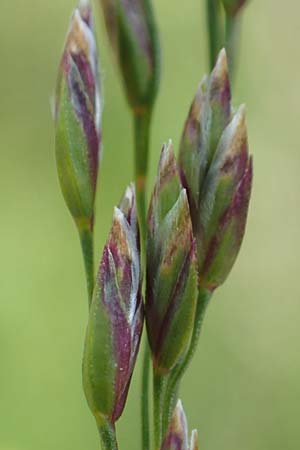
[
  {"x1": 99, "y1": 0, "x2": 160, "y2": 111},
  {"x1": 83, "y1": 185, "x2": 143, "y2": 424},
  {"x1": 199, "y1": 106, "x2": 252, "y2": 289},
  {"x1": 161, "y1": 401, "x2": 199, "y2": 450},
  {"x1": 146, "y1": 143, "x2": 198, "y2": 374},
  {"x1": 179, "y1": 49, "x2": 252, "y2": 291},
  {"x1": 55, "y1": 0, "x2": 101, "y2": 230},
  {"x1": 208, "y1": 49, "x2": 232, "y2": 163}
]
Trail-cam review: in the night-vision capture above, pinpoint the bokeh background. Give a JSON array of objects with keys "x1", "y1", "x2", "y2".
[{"x1": 1, "y1": 0, "x2": 300, "y2": 449}]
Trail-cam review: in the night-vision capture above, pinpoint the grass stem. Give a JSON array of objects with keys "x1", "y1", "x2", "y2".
[{"x1": 161, "y1": 289, "x2": 212, "y2": 436}]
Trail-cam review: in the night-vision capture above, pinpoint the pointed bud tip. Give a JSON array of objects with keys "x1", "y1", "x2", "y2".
[
  {"x1": 78, "y1": 0, "x2": 92, "y2": 23},
  {"x1": 148, "y1": 139, "x2": 182, "y2": 237},
  {"x1": 169, "y1": 188, "x2": 194, "y2": 243},
  {"x1": 157, "y1": 140, "x2": 178, "y2": 184},
  {"x1": 121, "y1": 183, "x2": 135, "y2": 207},
  {"x1": 66, "y1": 2, "x2": 96, "y2": 58},
  {"x1": 209, "y1": 48, "x2": 231, "y2": 125},
  {"x1": 175, "y1": 399, "x2": 184, "y2": 413},
  {"x1": 190, "y1": 430, "x2": 199, "y2": 450},
  {"x1": 237, "y1": 103, "x2": 246, "y2": 119},
  {"x1": 212, "y1": 48, "x2": 229, "y2": 81},
  {"x1": 161, "y1": 140, "x2": 174, "y2": 161},
  {"x1": 230, "y1": 104, "x2": 247, "y2": 140},
  {"x1": 173, "y1": 399, "x2": 187, "y2": 427},
  {"x1": 66, "y1": 10, "x2": 90, "y2": 56},
  {"x1": 118, "y1": 183, "x2": 137, "y2": 226},
  {"x1": 171, "y1": 400, "x2": 189, "y2": 445},
  {"x1": 72, "y1": 7, "x2": 86, "y2": 30}
]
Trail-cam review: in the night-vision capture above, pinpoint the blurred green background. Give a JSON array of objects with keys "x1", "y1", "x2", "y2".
[{"x1": 1, "y1": 0, "x2": 300, "y2": 449}]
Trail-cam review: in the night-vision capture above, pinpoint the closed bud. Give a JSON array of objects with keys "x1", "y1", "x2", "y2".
[
  {"x1": 222, "y1": 0, "x2": 248, "y2": 16},
  {"x1": 146, "y1": 143, "x2": 198, "y2": 374},
  {"x1": 200, "y1": 134, "x2": 252, "y2": 289},
  {"x1": 82, "y1": 185, "x2": 143, "y2": 424},
  {"x1": 161, "y1": 400, "x2": 199, "y2": 450},
  {"x1": 179, "y1": 50, "x2": 231, "y2": 232},
  {"x1": 179, "y1": 49, "x2": 252, "y2": 291},
  {"x1": 99, "y1": 0, "x2": 160, "y2": 111},
  {"x1": 177, "y1": 77, "x2": 208, "y2": 229},
  {"x1": 55, "y1": 0, "x2": 101, "y2": 231},
  {"x1": 190, "y1": 430, "x2": 199, "y2": 450},
  {"x1": 208, "y1": 48, "x2": 231, "y2": 163}
]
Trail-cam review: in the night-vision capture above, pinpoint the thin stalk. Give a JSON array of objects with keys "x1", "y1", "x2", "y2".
[
  {"x1": 141, "y1": 341, "x2": 151, "y2": 450},
  {"x1": 97, "y1": 416, "x2": 118, "y2": 450},
  {"x1": 206, "y1": 0, "x2": 224, "y2": 70},
  {"x1": 133, "y1": 109, "x2": 152, "y2": 249},
  {"x1": 153, "y1": 372, "x2": 166, "y2": 450},
  {"x1": 134, "y1": 109, "x2": 152, "y2": 450},
  {"x1": 161, "y1": 288, "x2": 212, "y2": 436},
  {"x1": 225, "y1": 13, "x2": 241, "y2": 83},
  {"x1": 78, "y1": 223, "x2": 94, "y2": 307}
]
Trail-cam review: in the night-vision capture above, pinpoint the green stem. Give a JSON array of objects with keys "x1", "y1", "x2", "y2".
[
  {"x1": 78, "y1": 223, "x2": 94, "y2": 307},
  {"x1": 225, "y1": 13, "x2": 241, "y2": 83},
  {"x1": 161, "y1": 288, "x2": 212, "y2": 436},
  {"x1": 133, "y1": 109, "x2": 152, "y2": 250},
  {"x1": 141, "y1": 342, "x2": 151, "y2": 450},
  {"x1": 206, "y1": 0, "x2": 224, "y2": 70},
  {"x1": 153, "y1": 372, "x2": 166, "y2": 450},
  {"x1": 134, "y1": 109, "x2": 152, "y2": 450},
  {"x1": 97, "y1": 417, "x2": 118, "y2": 450}
]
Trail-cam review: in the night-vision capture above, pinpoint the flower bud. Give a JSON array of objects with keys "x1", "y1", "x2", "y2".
[
  {"x1": 222, "y1": 0, "x2": 248, "y2": 16},
  {"x1": 208, "y1": 49, "x2": 232, "y2": 163},
  {"x1": 146, "y1": 142, "x2": 198, "y2": 374},
  {"x1": 179, "y1": 50, "x2": 231, "y2": 229},
  {"x1": 161, "y1": 400, "x2": 198, "y2": 450},
  {"x1": 55, "y1": 0, "x2": 101, "y2": 230},
  {"x1": 99, "y1": 0, "x2": 160, "y2": 111},
  {"x1": 82, "y1": 184, "x2": 143, "y2": 424},
  {"x1": 179, "y1": 49, "x2": 252, "y2": 291},
  {"x1": 190, "y1": 430, "x2": 199, "y2": 450},
  {"x1": 199, "y1": 107, "x2": 252, "y2": 289}
]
